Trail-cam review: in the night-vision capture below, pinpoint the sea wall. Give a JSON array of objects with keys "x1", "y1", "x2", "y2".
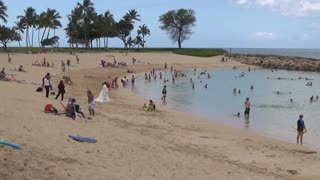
[{"x1": 226, "y1": 54, "x2": 320, "y2": 72}]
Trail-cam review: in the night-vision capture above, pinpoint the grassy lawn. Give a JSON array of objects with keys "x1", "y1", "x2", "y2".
[
  {"x1": 173, "y1": 48, "x2": 227, "y2": 57},
  {"x1": 0, "y1": 47, "x2": 227, "y2": 57}
]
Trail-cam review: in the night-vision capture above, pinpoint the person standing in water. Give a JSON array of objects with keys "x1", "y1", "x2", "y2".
[
  {"x1": 55, "y1": 80, "x2": 65, "y2": 101},
  {"x1": 131, "y1": 75, "x2": 135, "y2": 85},
  {"x1": 244, "y1": 97, "x2": 251, "y2": 117},
  {"x1": 161, "y1": 85, "x2": 167, "y2": 101},
  {"x1": 87, "y1": 90, "x2": 95, "y2": 116},
  {"x1": 297, "y1": 115, "x2": 306, "y2": 145}
]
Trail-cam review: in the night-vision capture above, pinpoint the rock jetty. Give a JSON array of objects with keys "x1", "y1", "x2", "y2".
[{"x1": 226, "y1": 54, "x2": 320, "y2": 72}]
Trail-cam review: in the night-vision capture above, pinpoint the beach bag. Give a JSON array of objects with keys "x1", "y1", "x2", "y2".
[
  {"x1": 50, "y1": 92, "x2": 56, "y2": 95},
  {"x1": 36, "y1": 87, "x2": 43, "y2": 92},
  {"x1": 44, "y1": 104, "x2": 52, "y2": 112},
  {"x1": 44, "y1": 104, "x2": 58, "y2": 113}
]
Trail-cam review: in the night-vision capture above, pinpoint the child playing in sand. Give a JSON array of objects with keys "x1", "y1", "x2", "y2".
[{"x1": 142, "y1": 104, "x2": 148, "y2": 111}]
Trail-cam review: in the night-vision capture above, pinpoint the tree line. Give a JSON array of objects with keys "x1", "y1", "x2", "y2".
[{"x1": 0, "y1": 0, "x2": 196, "y2": 50}]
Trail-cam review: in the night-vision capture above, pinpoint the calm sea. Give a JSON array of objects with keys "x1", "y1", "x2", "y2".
[
  {"x1": 130, "y1": 69, "x2": 320, "y2": 148},
  {"x1": 228, "y1": 48, "x2": 320, "y2": 59}
]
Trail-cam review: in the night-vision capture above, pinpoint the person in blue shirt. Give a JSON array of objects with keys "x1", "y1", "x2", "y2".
[{"x1": 297, "y1": 114, "x2": 307, "y2": 145}]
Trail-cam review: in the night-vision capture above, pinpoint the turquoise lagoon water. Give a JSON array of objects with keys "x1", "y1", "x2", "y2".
[{"x1": 130, "y1": 69, "x2": 320, "y2": 148}]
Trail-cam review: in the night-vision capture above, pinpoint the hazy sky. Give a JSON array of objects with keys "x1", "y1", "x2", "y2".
[{"x1": 3, "y1": 0, "x2": 320, "y2": 48}]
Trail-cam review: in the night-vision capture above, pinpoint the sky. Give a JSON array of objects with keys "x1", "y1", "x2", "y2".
[{"x1": 2, "y1": 0, "x2": 320, "y2": 48}]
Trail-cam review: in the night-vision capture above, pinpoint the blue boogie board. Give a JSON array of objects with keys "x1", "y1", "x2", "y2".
[
  {"x1": 69, "y1": 136, "x2": 97, "y2": 143},
  {"x1": 0, "y1": 139, "x2": 23, "y2": 149}
]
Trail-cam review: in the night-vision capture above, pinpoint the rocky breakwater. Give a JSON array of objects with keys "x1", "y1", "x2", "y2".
[{"x1": 226, "y1": 54, "x2": 320, "y2": 72}]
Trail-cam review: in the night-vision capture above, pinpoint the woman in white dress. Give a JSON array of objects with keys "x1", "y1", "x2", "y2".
[{"x1": 95, "y1": 83, "x2": 110, "y2": 103}]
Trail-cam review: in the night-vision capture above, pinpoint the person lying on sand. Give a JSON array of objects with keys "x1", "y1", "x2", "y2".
[{"x1": 32, "y1": 61, "x2": 41, "y2": 66}]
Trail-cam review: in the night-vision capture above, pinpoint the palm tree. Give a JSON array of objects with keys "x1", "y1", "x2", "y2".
[
  {"x1": 14, "y1": 19, "x2": 26, "y2": 47},
  {"x1": 65, "y1": 7, "x2": 82, "y2": 48},
  {"x1": 17, "y1": 7, "x2": 37, "y2": 47},
  {"x1": 0, "y1": 0, "x2": 7, "y2": 23},
  {"x1": 39, "y1": 8, "x2": 61, "y2": 44},
  {"x1": 124, "y1": 9, "x2": 140, "y2": 24},
  {"x1": 77, "y1": 0, "x2": 95, "y2": 48},
  {"x1": 137, "y1": 24, "x2": 150, "y2": 48},
  {"x1": 98, "y1": 11, "x2": 115, "y2": 49}
]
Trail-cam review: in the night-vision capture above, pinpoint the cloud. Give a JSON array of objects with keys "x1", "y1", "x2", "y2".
[
  {"x1": 301, "y1": 33, "x2": 312, "y2": 40},
  {"x1": 310, "y1": 22, "x2": 320, "y2": 30},
  {"x1": 253, "y1": 32, "x2": 278, "y2": 39},
  {"x1": 234, "y1": 0, "x2": 320, "y2": 16}
]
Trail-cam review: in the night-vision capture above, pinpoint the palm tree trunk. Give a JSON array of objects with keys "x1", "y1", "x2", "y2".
[
  {"x1": 31, "y1": 28, "x2": 34, "y2": 47},
  {"x1": 38, "y1": 29, "x2": 41, "y2": 47},
  {"x1": 26, "y1": 27, "x2": 29, "y2": 47},
  {"x1": 28, "y1": 27, "x2": 32, "y2": 47},
  {"x1": 46, "y1": 27, "x2": 51, "y2": 39},
  {"x1": 142, "y1": 35, "x2": 145, "y2": 48},
  {"x1": 106, "y1": 37, "x2": 109, "y2": 50},
  {"x1": 41, "y1": 27, "x2": 47, "y2": 45}
]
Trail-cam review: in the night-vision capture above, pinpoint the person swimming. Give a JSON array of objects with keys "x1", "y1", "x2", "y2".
[
  {"x1": 290, "y1": 99, "x2": 293, "y2": 103},
  {"x1": 204, "y1": 84, "x2": 207, "y2": 88},
  {"x1": 233, "y1": 88, "x2": 237, "y2": 94},
  {"x1": 310, "y1": 96, "x2": 314, "y2": 102},
  {"x1": 234, "y1": 112, "x2": 240, "y2": 117},
  {"x1": 250, "y1": 85, "x2": 254, "y2": 90}
]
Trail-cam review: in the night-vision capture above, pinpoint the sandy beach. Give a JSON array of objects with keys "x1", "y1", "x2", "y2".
[{"x1": 1, "y1": 52, "x2": 320, "y2": 180}]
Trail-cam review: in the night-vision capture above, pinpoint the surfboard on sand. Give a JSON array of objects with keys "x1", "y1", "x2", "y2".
[
  {"x1": 0, "y1": 139, "x2": 23, "y2": 149},
  {"x1": 69, "y1": 135, "x2": 97, "y2": 143}
]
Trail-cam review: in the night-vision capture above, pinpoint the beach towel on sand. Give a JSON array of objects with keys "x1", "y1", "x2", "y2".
[{"x1": 94, "y1": 84, "x2": 110, "y2": 103}]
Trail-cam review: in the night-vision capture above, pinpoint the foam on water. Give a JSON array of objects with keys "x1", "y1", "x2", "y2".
[{"x1": 130, "y1": 69, "x2": 320, "y2": 148}]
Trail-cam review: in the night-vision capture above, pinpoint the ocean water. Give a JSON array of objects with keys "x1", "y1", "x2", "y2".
[
  {"x1": 130, "y1": 69, "x2": 320, "y2": 148},
  {"x1": 229, "y1": 48, "x2": 320, "y2": 59}
]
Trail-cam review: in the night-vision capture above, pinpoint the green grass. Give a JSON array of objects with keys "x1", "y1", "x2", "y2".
[
  {"x1": 173, "y1": 48, "x2": 227, "y2": 57},
  {"x1": 0, "y1": 47, "x2": 227, "y2": 57}
]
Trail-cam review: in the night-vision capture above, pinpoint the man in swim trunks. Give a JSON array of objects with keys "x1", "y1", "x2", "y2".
[
  {"x1": 297, "y1": 114, "x2": 306, "y2": 145},
  {"x1": 244, "y1": 97, "x2": 250, "y2": 117}
]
